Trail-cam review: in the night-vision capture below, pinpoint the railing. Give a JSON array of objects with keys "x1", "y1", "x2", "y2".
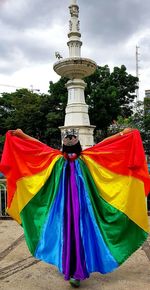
[
  {"x1": 0, "y1": 179, "x2": 8, "y2": 218},
  {"x1": 0, "y1": 179, "x2": 149, "y2": 217}
]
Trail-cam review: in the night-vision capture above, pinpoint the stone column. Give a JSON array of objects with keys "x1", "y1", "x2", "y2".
[{"x1": 53, "y1": 0, "x2": 97, "y2": 149}]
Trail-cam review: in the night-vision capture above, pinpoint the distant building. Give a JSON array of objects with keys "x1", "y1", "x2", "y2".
[
  {"x1": 144, "y1": 90, "x2": 150, "y2": 115},
  {"x1": 145, "y1": 90, "x2": 150, "y2": 98},
  {"x1": 144, "y1": 90, "x2": 150, "y2": 107}
]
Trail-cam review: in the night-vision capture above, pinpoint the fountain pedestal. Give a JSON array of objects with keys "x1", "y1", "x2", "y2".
[{"x1": 53, "y1": 0, "x2": 97, "y2": 148}]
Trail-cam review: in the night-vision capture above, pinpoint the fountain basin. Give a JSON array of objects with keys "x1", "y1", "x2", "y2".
[{"x1": 53, "y1": 57, "x2": 97, "y2": 79}]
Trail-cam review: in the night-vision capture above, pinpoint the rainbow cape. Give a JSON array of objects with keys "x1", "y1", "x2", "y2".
[{"x1": 0, "y1": 130, "x2": 149, "y2": 280}]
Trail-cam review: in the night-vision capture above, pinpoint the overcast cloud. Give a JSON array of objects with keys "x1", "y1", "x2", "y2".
[{"x1": 0, "y1": 0, "x2": 150, "y2": 98}]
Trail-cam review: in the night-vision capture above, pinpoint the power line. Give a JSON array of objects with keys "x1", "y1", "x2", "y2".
[
  {"x1": 0, "y1": 84, "x2": 23, "y2": 89},
  {"x1": 0, "y1": 84, "x2": 40, "y2": 92}
]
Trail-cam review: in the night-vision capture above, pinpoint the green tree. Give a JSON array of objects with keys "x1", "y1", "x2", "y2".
[
  {"x1": 0, "y1": 89, "x2": 44, "y2": 135},
  {"x1": 85, "y1": 65, "x2": 138, "y2": 138},
  {"x1": 144, "y1": 97, "x2": 150, "y2": 154},
  {"x1": 46, "y1": 77, "x2": 68, "y2": 146},
  {"x1": 144, "y1": 97, "x2": 150, "y2": 129},
  {"x1": 108, "y1": 101, "x2": 144, "y2": 133},
  {"x1": 0, "y1": 86, "x2": 67, "y2": 149},
  {"x1": 0, "y1": 65, "x2": 138, "y2": 149},
  {"x1": 109, "y1": 100, "x2": 150, "y2": 154}
]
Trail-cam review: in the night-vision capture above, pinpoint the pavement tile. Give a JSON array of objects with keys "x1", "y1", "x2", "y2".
[{"x1": 0, "y1": 219, "x2": 150, "y2": 290}]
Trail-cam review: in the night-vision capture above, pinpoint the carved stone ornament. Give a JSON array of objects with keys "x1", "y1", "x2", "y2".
[
  {"x1": 76, "y1": 20, "x2": 80, "y2": 31},
  {"x1": 69, "y1": 5, "x2": 79, "y2": 17},
  {"x1": 69, "y1": 20, "x2": 73, "y2": 31}
]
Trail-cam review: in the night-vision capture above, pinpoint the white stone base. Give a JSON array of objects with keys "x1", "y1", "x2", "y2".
[
  {"x1": 59, "y1": 125, "x2": 95, "y2": 149},
  {"x1": 65, "y1": 103, "x2": 90, "y2": 126}
]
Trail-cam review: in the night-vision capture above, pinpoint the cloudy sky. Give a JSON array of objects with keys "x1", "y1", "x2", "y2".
[{"x1": 0, "y1": 0, "x2": 150, "y2": 99}]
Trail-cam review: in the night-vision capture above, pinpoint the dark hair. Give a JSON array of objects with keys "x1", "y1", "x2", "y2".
[{"x1": 62, "y1": 140, "x2": 82, "y2": 155}]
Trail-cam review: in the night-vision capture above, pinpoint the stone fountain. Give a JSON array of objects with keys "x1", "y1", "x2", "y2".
[{"x1": 53, "y1": 0, "x2": 97, "y2": 148}]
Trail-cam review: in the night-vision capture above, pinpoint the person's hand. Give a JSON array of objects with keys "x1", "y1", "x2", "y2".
[
  {"x1": 11, "y1": 129, "x2": 24, "y2": 137},
  {"x1": 122, "y1": 128, "x2": 133, "y2": 134}
]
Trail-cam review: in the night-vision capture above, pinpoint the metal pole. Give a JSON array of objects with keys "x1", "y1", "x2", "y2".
[{"x1": 136, "y1": 45, "x2": 140, "y2": 101}]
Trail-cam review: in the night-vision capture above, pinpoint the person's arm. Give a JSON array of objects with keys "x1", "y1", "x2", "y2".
[
  {"x1": 10, "y1": 129, "x2": 41, "y2": 142},
  {"x1": 102, "y1": 128, "x2": 133, "y2": 142}
]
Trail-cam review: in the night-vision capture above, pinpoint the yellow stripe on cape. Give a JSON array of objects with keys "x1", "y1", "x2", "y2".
[
  {"x1": 7, "y1": 156, "x2": 60, "y2": 224},
  {"x1": 82, "y1": 155, "x2": 149, "y2": 233}
]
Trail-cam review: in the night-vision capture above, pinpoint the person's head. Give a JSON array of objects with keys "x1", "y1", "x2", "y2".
[{"x1": 62, "y1": 129, "x2": 82, "y2": 155}]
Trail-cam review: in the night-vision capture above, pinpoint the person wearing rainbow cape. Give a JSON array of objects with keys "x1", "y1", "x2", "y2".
[{"x1": 0, "y1": 128, "x2": 149, "y2": 288}]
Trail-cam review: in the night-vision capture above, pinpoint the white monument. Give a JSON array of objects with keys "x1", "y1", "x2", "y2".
[{"x1": 53, "y1": 0, "x2": 97, "y2": 148}]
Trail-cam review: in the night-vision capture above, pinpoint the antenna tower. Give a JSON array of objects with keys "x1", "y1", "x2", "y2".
[{"x1": 136, "y1": 45, "x2": 140, "y2": 101}]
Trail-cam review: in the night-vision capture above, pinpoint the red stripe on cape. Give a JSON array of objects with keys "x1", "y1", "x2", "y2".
[
  {"x1": 0, "y1": 130, "x2": 149, "y2": 209},
  {"x1": 0, "y1": 131, "x2": 62, "y2": 207},
  {"x1": 82, "y1": 129, "x2": 150, "y2": 195}
]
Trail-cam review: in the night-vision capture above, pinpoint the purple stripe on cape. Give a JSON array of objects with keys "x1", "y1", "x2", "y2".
[{"x1": 62, "y1": 160, "x2": 88, "y2": 280}]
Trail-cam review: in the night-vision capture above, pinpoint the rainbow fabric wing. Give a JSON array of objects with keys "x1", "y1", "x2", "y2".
[{"x1": 0, "y1": 130, "x2": 149, "y2": 280}]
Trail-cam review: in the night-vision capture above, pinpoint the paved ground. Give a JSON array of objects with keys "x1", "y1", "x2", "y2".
[{"x1": 0, "y1": 219, "x2": 150, "y2": 290}]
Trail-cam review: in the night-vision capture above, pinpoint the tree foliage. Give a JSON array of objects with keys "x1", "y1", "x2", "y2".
[
  {"x1": 144, "y1": 97, "x2": 150, "y2": 129},
  {"x1": 0, "y1": 65, "x2": 139, "y2": 150},
  {"x1": 109, "y1": 101, "x2": 150, "y2": 154},
  {"x1": 143, "y1": 97, "x2": 150, "y2": 154},
  {"x1": 85, "y1": 65, "x2": 138, "y2": 136},
  {"x1": 0, "y1": 83, "x2": 67, "y2": 150}
]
